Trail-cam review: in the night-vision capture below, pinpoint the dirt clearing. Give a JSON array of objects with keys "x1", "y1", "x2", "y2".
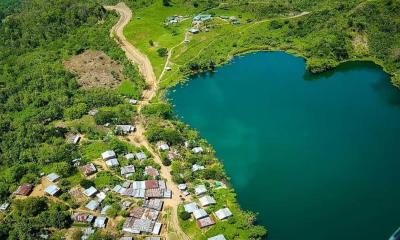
[{"x1": 64, "y1": 50, "x2": 124, "y2": 89}]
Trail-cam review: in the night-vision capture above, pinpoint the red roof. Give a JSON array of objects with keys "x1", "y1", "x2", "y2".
[
  {"x1": 14, "y1": 183, "x2": 33, "y2": 196},
  {"x1": 145, "y1": 180, "x2": 159, "y2": 189},
  {"x1": 197, "y1": 217, "x2": 215, "y2": 228},
  {"x1": 80, "y1": 163, "x2": 96, "y2": 176},
  {"x1": 130, "y1": 207, "x2": 145, "y2": 218}
]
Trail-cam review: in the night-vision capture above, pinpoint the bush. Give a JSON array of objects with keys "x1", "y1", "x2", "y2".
[
  {"x1": 162, "y1": 157, "x2": 171, "y2": 166},
  {"x1": 157, "y1": 48, "x2": 168, "y2": 57},
  {"x1": 79, "y1": 179, "x2": 95, "y2": 189},
  {"x1": 179, "y1": 210, "x2": 191, "y2": 220}
]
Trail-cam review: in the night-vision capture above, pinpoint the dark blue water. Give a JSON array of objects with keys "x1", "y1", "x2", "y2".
[{"x1": 169, "y1": 52, "x2": 400, "y2": 240}]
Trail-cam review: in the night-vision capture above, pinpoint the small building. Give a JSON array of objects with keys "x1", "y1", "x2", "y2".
[
  {"x1": 135, "y1": 152, "x2": 147, "y2": 161},
  {"x1": 0, "y1": 202, "x2": 10, "y2": 212},
  {"x1": 145, "y1": 180, "x2": 159, "y2": 190},
  {"x1": 105, "y1": 158, "x2": 119, "y2": 167},
  {"x1": 44, "y1": 185, "x2": 60, "y2": 196},
  {"x1": 113, "y1": 185, "x2": 123, "y2": 193},
  {"x1": 188, "y1": 28, "x2": 200, "y2": 34},
  {"x1": 144, "y1": 199, "x2": 164, "y2": 211},
  {"x1": 145, "y1": 237, "x2": 161, "y2": 240},
  {"x1": 120, "y1": 237, "x2": 133, "y2": 240},
  {"x1": 94, "y1": 216, "x2": 107, "y2": 228},
  {"x1": 101, "y1": 205, "x2": 111, "y2": 215},
  {"x1": 123, "y1": 217, "x2": 155, "y2": 234},
  {"x1": 152, "y1": 222, "x2": 162, "y2": 235},
  {"x1": 69, "y1": 135, "x2": 81, "y2": 144},
  {"x1": 184, "y1": 202, "x2": 198, "y2": 213},
  {"x1": 193, "y1": 208, "x2": 208, "y2": 220},
  {"x1": 80, "y1": 163, "x2": 97, "y2": 176},
  {"x1": 121, "y1": 165, "x2": 136, "y2": 177},
  {"x1": 88, "y1": 109, "x2": 98, "y2": 116},
  {"x1": 199, "y1": 195, "x2": 216, "y2": 207},
  {"x1": 208, "y1": 234, "x2": 227, "y2": 240},
  {"x1": 83, "y1": 186, "x2": 98, "y2": 197},
  {"x1": 130, "y1": 207, "x2": 145, "y2": 218},
  {"x1": 82, "y1": 227, "x2": 95, "y2": 240},
  {"x1": 192, "y1": 164, "x2": 205, "y2": 172},
  {"x1": 194, "y1": 185, "x2": 207, "y2": 195},
  {"x1": 121, "y1": 200, "x2": 132, "y2": 210},
  {"x1": 13, "y1": 183, "x2": 33, "y2": 196},
  {"x1": 115, "y1": 125, "x2": 135, "y2": 135},
  {"x1": 193, "y1": 14, "x2": 212, "y2": 22},
  {"x1": 178, "y1": 184, "x2": 187, "y2": 191},
  {"x1": 157, "y1": 142, "x2": 169, "y2": 151},
  {"x1": 125, "y1": 153, "x2": 135, "y2": 160},
  {"x1": 197, "y1": 216, "x2": 215, "y2": 228},
  {"x1": 144, "y1": 166, "x2": 159, "y2": 177},
  {"x1": 46, "y1": 173, "x2": 60, "y2": 182},
  {"x1": 215, "y1": 207, "x2": 233, "y2": 220},
  {"x1": 192, "y1": 147, "x2": 204, "y2": 154},
  {"x1": 101, "y1": 150, "x2": 116, "y2": 160},
  {"x1": 129, "y1": 99, "x2": 138, "y2": 105},
  {"x1": 96, "y1": 192, "x2": 106, "y2": 202},
  {"x1": 85, "y1": 200, "x2": 100, "y2": 211}
]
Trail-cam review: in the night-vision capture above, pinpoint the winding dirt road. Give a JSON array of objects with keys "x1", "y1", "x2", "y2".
[{"x1": 105, "y1": 3, "x2": 190, "y2": 240}]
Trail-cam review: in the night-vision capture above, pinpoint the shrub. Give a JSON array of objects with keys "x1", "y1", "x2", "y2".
[
  {"x1": 157, "y1": 48, "x2": 168, "y2": 57},
  {"x1": 179, "y1": 210, "x2": 191, "y2": 220}
]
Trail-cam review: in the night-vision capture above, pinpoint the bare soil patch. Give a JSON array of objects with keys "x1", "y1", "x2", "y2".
[{"x1": 64, "y1": 50, "x2": 124, "y2": 89}]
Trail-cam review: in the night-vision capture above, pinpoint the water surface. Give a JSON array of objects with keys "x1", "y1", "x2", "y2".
[{"x1": 169, "y1": 52, "x2": 400, "y2": 240}]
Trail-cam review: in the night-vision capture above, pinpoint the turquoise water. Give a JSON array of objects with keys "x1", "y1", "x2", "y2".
[{"x1": 169, "y1": 52, "x2": 400, "y2": 240}]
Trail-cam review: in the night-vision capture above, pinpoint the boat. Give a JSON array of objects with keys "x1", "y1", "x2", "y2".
[{"x1": 389, "y1": 227, "x2": 400, "y2": 240}]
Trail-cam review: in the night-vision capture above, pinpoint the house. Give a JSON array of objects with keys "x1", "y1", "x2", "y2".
[
  {"x1": 96, "y1": 192, "x2": 106, "y2": 202},
  {"x1": 113, "y1": 185, "x2": 123, "y2": 193},
  {"x1": 152, "y1": 222, "x2": 162, "y2": 235},
  {"x1": 101, "y1": 150, "x2": 116, "y2": 160},
  {"x1": 193, "y1": 14, "x2": 212, "y2": 22},
  {"x1": 188, "y1": 28, "x2": 200, "y2": 34},
  {"x1": 46, "y1": 173, "x2": 60, "y2": 182},
  {"x1": 85, "y1": 200, "x2": 100, "y2": 211},
  {"x1": 132, "y1": 181, "x2": 145, "y2": 190},
  {"x1": 135, "y1": 152, "x2": 147, "y2": 160},
  {"x1": 145, "y1": 180, "x2": 159, "y2": 189},
  {"x1": 157, "y1": 142, "x2": 169, "y2": 151},
  {"x1": 115, "y1": 125, "x2": 135, "y2": 135},
  {"x1": 197, "y1": 216, "x2": 215, "y2": 228},
  {"x1": 199, "y1": 195, "x2": 216, "y2": 207},
  {"x1": 192, "y1": 164, "x2": 205, "y2": 172},
  {"x1": 0, "y1": 202, "x2": 10, "y2": 212},
  {"x1": 44, "y1": 185, "x2": 60, "y2": 196},
  {"x1": 83, "y1": 186, "x2": 98, "y2": 197},
  {"x1": 120, "y1": 237, "x2": 133, "y2": 240},
  {"x1": 72, "y1": 213, "x2": 94, "y2": 224},
  {"x1": 193, "y1": 209, "x2": 208, "y2": 220},
  {"x1": 13, "y1": 183, "x2": 33, "y2": 196},
  {"x1": 166, "y1": 66, "x2": 172, "y2": 71},
  {"x1": 178, "y1": 184, "x2": 187, "y2": 191},
  {"x1": 144, "y1": 199, "x2": 164, "y2": 211},
  {"x1": 158, "y1": 180, "x2": 166, "y2": 190},
  {"x1": 192, "y1": 147, "x2": 204, "y2": 154},
  {"x1": 81, "y1": 227, "x2": 95, "y2": 240},
  {"x1": 121, "y1": 165, "x2": 135, "y2": 177},
  {"x1": 80, "y1": 163, "x2": 97, "y2": 176},
  {"x1": 142, "y1": 208, "x2": 160, "y2": 221},
  {"x1": 101, "y1": 205, "x2": 111, "y2": 215},
  {"x1": 106, "y1": 158, "x2": 119, "y2": 167},
  {"x1": 208, "y1": 234, "x2": 227, "y2": 240},
  {"x1": 144, "y1": 166, "x2": 159, "y2": 177},
  {"x1": 88, "y1": 109, "x2": 98, "y2": 116},
  {"x1": 123, "y1": 217, "x2": 156, "y2": 234},
  {"x1": 121, "y1": 200, "x2": 132, "y2": 210},
  {"x1": 72, "y1": 158, "x2": 80, "y2": 167},
  {"x1": 69, "y1": 135, "x2": 81, "y2": 144},
  {"x1": 94, "y1": 216, "x2": 107, "y2": 228},
  {"x1": 145, "y1": 237, "x2": 161, "y2": 240},
  {"x1": 215, "y1": 208, "x2": 232, "y2": 220},
  {"x1": 184, "y1": 202, "x2": 198, "y2": 213},
  {"x1": 130, "y1": 207, "x2": 146, "y2": 218},
  {"x1": 145, "y1": 188, "x2": 163, "y2": 198},
  {"x1": 125, "y1": 153, "x2": 135, "y2": 160},
  {"x1": 129, "y1": 99, "x2": 138, "y2": 105},
  {"x1": 194, "y1": 185, "x2": 207, "y2": 195}
]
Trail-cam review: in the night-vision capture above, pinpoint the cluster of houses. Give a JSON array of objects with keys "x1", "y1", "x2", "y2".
[
  {"x1": 165, "y1": 15, "x2": 184, "y2": 25},
  {"x1": 184, "y1": 184, "x2": 232, "y2": 231}
]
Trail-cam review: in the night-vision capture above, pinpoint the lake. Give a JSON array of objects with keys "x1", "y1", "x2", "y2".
[{"x1": 168, "y1": 52, "x2": 400, "y2": 240}]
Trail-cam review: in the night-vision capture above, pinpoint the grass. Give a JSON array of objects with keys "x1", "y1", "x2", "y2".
[{"x1": 116, "y1": 79, "x2": 140, "y2": 98}]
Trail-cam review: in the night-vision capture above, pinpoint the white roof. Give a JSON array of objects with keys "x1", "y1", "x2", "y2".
[
  {"x1": 215, "y1": 208, "x2": 232, "y2": 220},
  {"x1": 192, "y1": 164, "x2": 205, "y2": 172},
  {"x1": 184, "y1": 202, "x2": 198, "y2": 213},
  {"x1": 152, "y1": 222, "x2": 162, "y2": 235},
  {"x1": 83, "y1": 186, "x2": 98, "y2": 197},
  {"x1": 46, "y1": 173, "x2": 60, "y2": 182},
  {"x1": 132, "y1": 181, "x2": 146, "y2": 190},
  {"x1": 178, "y1": 184, "x2": 187, "y2": 190},
  {"x1": 101, "y1": 150, "x2": 116, "y2": 160},
  {"x1": 94, "y1": 216, "x2": 107, "y2": 228},
  {"x1": 125, "y1": 153, "x2": 135, "y2": 160},
  {"x1": 192, "y1": 147, "x2": 204, "y2": 153},
  {"x1": 208, "y1": 235, "x2": 226, "y2": 240},
  {"x1": 106, "y1": 158, "x2": 119, "y2": 167},
  {"x1": 96, "y1": 192, "x2": 106, "y2": 201},
  {"x1": 113, "y1": 185, "x2": 122, "y2": 193},
  {"x1": 0, "y1": 202, "x2": 10, "y2": 211},
  {"x1": 121, "y1": 165, "x2": 135, "y2": 175},
  {"x1": 44, "y1": 185, "x2": 60, "y2": 196},
  {"x1": 194, "y1": 185, "x2": 207, "y2": 195},
  {"x1": 129, "y1": 99, "x2": 138, "y2": 104},
  {"x1": 193, "y1": 208, "x2": 208, "y2": 219},
  {"x1": 199, "y1": 195, "x2": 216, "y2": 207},
  {"x1": 85, "y1": 200, "x2": 99, "y2": 211},
  {"x1": 101, "y1": 205, "x2": 111, "y2": 215},
  {"x1": 116, "y1": 125, "x2": 135, "y2": 133},
  {"x1": 135, "y1": 152, "x2": 147, "y2": 160},
  {"x1": 159, "y1": 143, "x2": 169, "y2": 151}
]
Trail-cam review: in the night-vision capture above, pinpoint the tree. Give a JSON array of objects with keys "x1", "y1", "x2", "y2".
[
  {"x1": 179, "y1": 210, "x2": 190, "y2": 220},
  {"x1": 157, "y1": 48, "x2": 168, "y2": 57},
  {"x1": 80, "y1": 179, "x2": 95, "y2": 189},
  {"x1": 163, "y1": 0, "x2": 170, "y2": 7}
]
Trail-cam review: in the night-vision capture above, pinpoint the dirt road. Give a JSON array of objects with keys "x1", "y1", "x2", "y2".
[{"x1": 105, "y1": 3, "x2": 190, "y2": 240}]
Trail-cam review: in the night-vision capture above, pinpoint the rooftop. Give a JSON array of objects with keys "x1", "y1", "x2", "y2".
[
  {"x1": 197, "y1": 216, "x2": 215, "y2": 228},
  {"x1": 199, "y1": 195, "x2": 216, "y2": 207},
  {"x1": 194, "y1": 185, "x2": 207, "y2": 195},
  {"x1": 85, "y1": 200, "x2": 100, "y2": 211},
  {"x1": 193, "y1": 208, "x2": 208, "y2": 220},
  {"x1": 94, "y1": 216, "x2": 107, "y2": 228},
  {"x1": 106, "y1": 158, "x2": 119, "y2": 167},
  {"x1": 80, "y1": 163, "x2": 97, "y2": 176},
  {"x1": 208, "y1": 234, "x2": 227, "y2": 240},
  {"x1": 184, "y1": 202, "x2": 198, "y2": 213},
  {"x1": 46, "y1": 173, "x2": 60, "y2": 182},
  {"x1": 215, "y1": 207, "x2": 233, "y2": 220},
  {"x1": 83, "y1": 186, "x2": 98, "y2": 197},
  {"x1": 44, "y1": 185, "x2": 60, "y2": 196},
  {"x1": 14, "y1": 183, "x2": 33, "y2": 196},
  {"x1": 101, "y1": 150, "x2": 116, "y2": 160}
]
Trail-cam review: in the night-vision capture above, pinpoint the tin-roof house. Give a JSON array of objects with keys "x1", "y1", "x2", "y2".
[
  {"x1": 208, "y1": 234, "x2": 227, "y2": 240},
  {"x1": 121, "y1": 165, "x2": 136, "y2": 177},
  {"x1": 85, "y1": 200, "x2": 100, "y2": 211},
  {"x1": 46, "y1": 173, "x2": 60, "y2": 182},
  {"x1": 13, "y1": 183, "x2": 34, "y2": 196},
  {"x1": 106, "y1": 158, "x2": 119, "y2": 167},
  {"x1": 83, "y1": 186, "x2": 98, "y2": 197},
  {"x1": 44, "y1": 185, "x2": 60, "y2": 196},
  {"x1": 115, "y1": 125, "x2": 135, "y2": 135},
  {"x1": 80, "y1": 163, "x2": 97, "y2": 176},
  {"x1": 194, "y1": 185, "x2": 207, "y2": 195},
  {"x1": 192, "y1": 147, "x2": 204, "y2": 154},
  {"x1": 199, "y1": 195, "x2": 216, "y2": 207},
  {"x1": 101, "y1": 150, "x2": 116, "y2": 160},
  {"x1": 193, "y1": 208, "x2": 208, "y2": 220},
  {"x1": 94, "y1": 216, "x2": 107, "y2": 228},
  {"x1": 184, "y1": 202, "x2": 198, "y2": 213},
  {"x1": 215, "y1": 207, "x2": 233, "y2": 220}
]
